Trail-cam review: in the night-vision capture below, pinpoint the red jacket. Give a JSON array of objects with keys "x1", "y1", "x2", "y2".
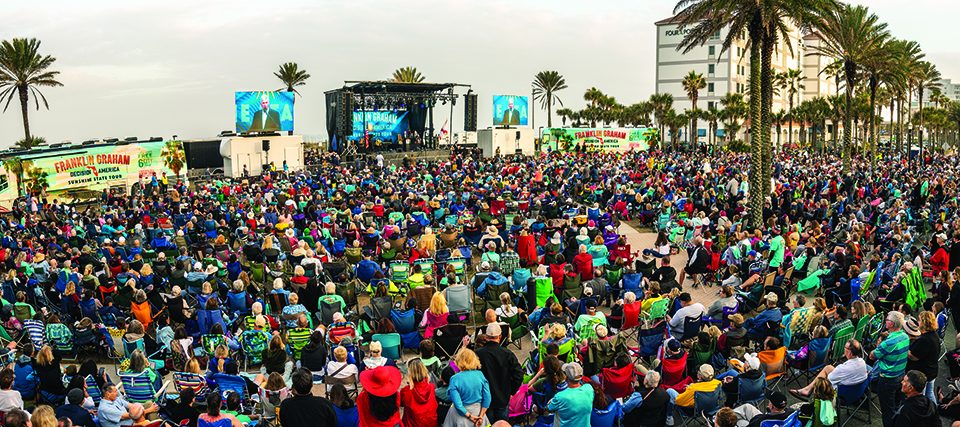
[
  {"x1": 358, "y1": 391, "x2": 402, "y2": 427},
  {"x1": 931, "y1": 247, "x2": 950, "y2": 275},
  {"x1": 400, "y1": 380, "x2": 438, "y2": 427},
  {"x1": 573, "y1": 253, "x2": 595, "y2": 281},
  {"x1": 517, "y1": 234, "x2": 537, "y2": 265}
]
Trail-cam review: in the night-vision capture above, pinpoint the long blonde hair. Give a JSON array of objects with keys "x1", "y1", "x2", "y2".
[
  {"x1": 406, "y1": 358, "x2": 429, "y2": 387},
  {"x1": 429, "y1": 292, "x2": 448, "y2": 315},
  {"x1": 31, "y1": 405, "x2": 57, "y2": 427}
]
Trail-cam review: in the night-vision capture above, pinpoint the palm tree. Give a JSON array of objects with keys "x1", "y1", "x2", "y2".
[
  {"x1": 810, "y1": 4, "x2": 889, "y2": 173},
  {"x1": 779, "y1": 69, "x2": 804, "y2": 147},
  {"x1": 0, "y1": 38, "x2": 62, "y2": 141},
  {"x1": 914, "y1": 61, "x2": 941, "y2": 160},
  {"x1": 719, "y1": 93, "x2": 747, "y2": 145},
  {"x1": 555, "y1": 108, "x2": 574, "y2": 127},
  {"x1": 274, "y1": 62, "x2": 310, "y2": 95},
  {"x1": 884, "y1": 39, "x2": 924, "y2": 156},
  {"x1": 161, "y1": 140, "x2": 186, "y2": 177},
  {"x1": 649, "y1": 93, "x2": 674, "y2": 143},
  {"x1": 704, "y1": 105, "x2": 720, "y2": 149},
  {"x1": 2, "y1": 157, "x2": 22, "y2": 197},
  {"x1": 391, "y1": 67, "x2": 424, "y2": 83},
  {"x1": 532, "y1": 71, "x2": 568, "y2": 128},
  {"x1": 14, "y1": 136, "x2": 44, "y2": 149},
  {"x1": 681, "y1": 70, "x2": 707, "y2": 147}
]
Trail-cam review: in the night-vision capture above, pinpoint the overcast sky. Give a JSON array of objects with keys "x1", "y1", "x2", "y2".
[{"x1": 1, "y1": 0, "x2": 958, "y2": 145}]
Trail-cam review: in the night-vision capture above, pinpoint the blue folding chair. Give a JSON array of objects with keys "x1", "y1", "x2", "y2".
[
  {"x1": 389, "y1": 309, "x2": 421, "y2": 350},
  {"x1": 622, "y1": 273, "x2": 642, "y2": 296},
  {"x1": 371, "y1": 333, "x2": 402, "y2": 361},
  {"x1": 119, "y1": 371, "x2": 167, "y2": 404},
  {"x1": 836, "y1": 380, "x2": 871, "y2": 427},
  {"x1": 677, "y1": 388, "x2": 721, "y2": 427},
  {"x1": 638, "y1": 321, "x2": 667, "y2": 358},
  {"x1": 210, "y1": 373, "x2": 252, "y2": 411},
  {"x1": 736, "y1": 375, "x2": 766, "y2": 407},
  {"x1": 85, "y1": 375, "x2": 102, "y2": 406},
  {"x1": 788, "y1": 337, "x2": 832, "y2": 386},
  {"x1": 591, "y1": 400, "x2": 622, "y2": 427},
  {"x1": 759, "y1": 411, "x2": 800, "y2": 427}
]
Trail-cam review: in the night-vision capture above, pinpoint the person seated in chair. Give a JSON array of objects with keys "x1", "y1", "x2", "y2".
[
  {"x1": 719, "y1": 353, "x2": 765, "y2": 407},
  {"x1": 651, "y1": 257, "x2": 679, "y2": 294},
  {"x1": 789, "y1": 339, "x2": 868, "y2": 400},
  {"x1": 732, "y1": 391, "x2": 793, "y2": 427},
  {"x1": 668, "y1": 292, "x2": 705, "y2": 339},
  {"x1": 707, "y1": 285, "x2": 738, "y2": 320},
  {"x1": 744, "y1": 293, "x2": 782, "y2": 341},
  {"x1": 664, "y1": 364, "x2": 720, "y2": 423}
]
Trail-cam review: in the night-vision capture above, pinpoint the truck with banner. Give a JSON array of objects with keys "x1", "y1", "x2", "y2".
[
  {"x1": 0, "y1": 139, "x2": 186, "y2": 211},
  {"x1": 540, "y1": 127, "x2": 657, "y2": 152}
]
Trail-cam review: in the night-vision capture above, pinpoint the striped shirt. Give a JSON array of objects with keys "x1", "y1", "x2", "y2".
[{"x1": 874, "y1": 330, "x2": 909, "y2": 378}]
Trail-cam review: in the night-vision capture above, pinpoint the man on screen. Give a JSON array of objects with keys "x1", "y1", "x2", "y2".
[
  {"x1": 499, "y1": 97, "x2": 521, "y2": 126},
  {"x1": 248, "y1": 94, "x2": 282, "y2": 132}
]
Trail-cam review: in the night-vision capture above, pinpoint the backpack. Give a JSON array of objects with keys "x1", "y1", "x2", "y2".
[{"x1": 508, "y1": 383, "x2": 533, "y2": 418}]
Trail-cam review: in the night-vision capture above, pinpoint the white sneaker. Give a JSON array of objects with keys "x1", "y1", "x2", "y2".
[{"x1": 666, "y1": 415, "x2": 674, "y2": 426}]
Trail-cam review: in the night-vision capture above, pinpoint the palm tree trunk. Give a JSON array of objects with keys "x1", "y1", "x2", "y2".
[
  {"x1": 547, "y1": 96, "x2": 553, "y2": 128},
  {"x1": 919, "y1": 87, "x2": 925, "y2": 165},
  {"x1": 788, "y1": 97, "x2": 794, "y2": 148},
  {"x1": 748, "y1": 20, "x2": 764, "y2": 229},
  {"x1": 842, "y1": 65, "x2": 854, "y2": 174},
  {"x1": 760, "y1": 32, "x2": 774, "y2": 196},
  {"x1": 17, "y1": 86, "x2": 31, "y2": 141}
]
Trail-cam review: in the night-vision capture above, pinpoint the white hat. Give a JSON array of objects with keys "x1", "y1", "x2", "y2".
[
  {"x1": 764, "y1": 292, "x2": 779, "y2": 303},
  {"x1": 193, "y1": 262, "x2": 203, "y2": 270},
  {"x1": 480, "y1": 261, "x2": 491, "y2": 271},
  {"x1": 698, "y1": 364, "x2": 715, "y2": 378},
  {"x1": 744, "y1": 353, "x2": 761, "y2": 371},
  {"x1": 485, "y1": 322, "x2": 502, "y2": 337}
]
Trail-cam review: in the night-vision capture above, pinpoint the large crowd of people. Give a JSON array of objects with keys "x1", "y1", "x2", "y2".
[{"x1": 0, "y1": 147, "x2": 957, "y2": 427}]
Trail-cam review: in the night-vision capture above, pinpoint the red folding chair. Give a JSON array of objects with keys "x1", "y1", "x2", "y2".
[
  {"x1": 601, "y1": 364, "x2": 637, "y2": 399},
  {"x1": 659, "y1": 352, "x2": 693, "y2": 392}
]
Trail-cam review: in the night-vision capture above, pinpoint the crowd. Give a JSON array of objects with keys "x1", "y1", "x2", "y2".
[{"x1": 0, "y1": 147, "x2": 956, "y2": 427}]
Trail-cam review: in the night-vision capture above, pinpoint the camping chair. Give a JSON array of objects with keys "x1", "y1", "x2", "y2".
[
  {"x1": 760, "y1": 412, "x2": 800, "y2": 427},
  {"x1": 758, "y1": 346, "x2": 788, "y2": 390},
  {"x1": 85, "y1": 375, "x2": 103, "y2": 406},
  {"x1": 618, "y1": 301, "x2": 643, "y2": 342},
  {"x1": 703, "y1": 302, "x2": 739, "y2": 329},
  {"x1": 23, "y1": 320, "x2": 46, "y2": 349},
  {"x1": 501, "y1": 313, "x2": 529, "y2": 350},
  {"x1": 433, "y1": 323, "x2": 468, "y2": 359},
  {"x1": 389, "y1": 308, "x2": 421, "y2": 351},
  {"x1": 323, "y1": 362, "x2": 359, "y2": 398},
  {"x1": 286, "y1": 327, "x2": 311, "y2": 359},
  {"x1": 326, "y1": 324, "x2": 358, "y2": 346},
  {"x1": 736, "y1": 375, "x2": 766, "y2": 407},
  {"x1": 267, "y1": 293, "x2": 287, "y2": 317},
  {"x1": 676, "y1": 388, "x2": 722, "y2": 427},
  {"x1": 240, "y1": 330, "x2": 269, "y2": 369},
  {"x1": 600, "y1": 364, "x2": 636, "y2": 399},
  {"x1": 389, "y1": 261, "x2": 410, "y2": 284},
  {"x1": 660, "y1": 352, "x2": 693, "y2": 392},
  {"x1": 119, "y1": 371, "x2": 169, "y2": 404},
  {"x1": 172, "y1": 371, "x2": 210, "y2": 403},
  {"x1": 678, "y1": 315, "x2": 703, "y2": 341},
  {"x1": 318, "y1": 300, "x2": 343, "y2": 327},
  {"x1": 410, "y1": 286, "x2": 436, "y2": 313},
  {"x1": 622, "y1": 272, "x2": 642, "y2": 296},
  {"x1": 534, "y1": 276, "x2": 556, "y2": 308},
  {"x1": 836, "y1": 380, "x2": 872, "y2": 427},
  {"x1": 444, "y1": 285, "x2": 472, "y2": 315},
  {"x1": 591, "y1": 400, "x2": 623, "y2": 427},
  {"x1": 210, "y1": 373, "x2": 253, "y2": 411},
  {"x1": 200, "y1": 334, "x2": 227, "y2": 357},
  {"x1": 371, "y1": 333, "x2": 403, "y2": 361},
  {"x1": 638, "y1": 321, "x2": 668, "y2": 358},
  {"x1": 829, "y1": 325, "x2": 855, "y2": 362},
  {"x1": 644, "y1": 297, "x2": 671, "y2": 323},
  {"x1": 788, "y1": 337, "x2": 832, "y2": 386}
]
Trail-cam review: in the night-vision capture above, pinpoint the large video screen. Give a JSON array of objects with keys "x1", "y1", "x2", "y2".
[
  {"x1": 492, "y1": 95, "x2": 529, "y2": 126},
  {"x1": 235, "y1": 91, "x2": 295, "y2": 133},
  {"x1": 349, "y1": 110, "x2": 410, "y2": 142}
]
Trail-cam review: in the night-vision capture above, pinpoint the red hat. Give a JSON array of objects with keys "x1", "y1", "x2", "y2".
[{"x1": 359, "y1": 366, "x2": 402, "y2": 397}]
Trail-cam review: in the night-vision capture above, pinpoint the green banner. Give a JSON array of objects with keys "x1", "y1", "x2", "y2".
[
  {"x1": 17, "y1": 140, "x2": 185, "y2": 194},
  {"x1": 540, "y1": 127, "x2": 656, "y2": 152}
]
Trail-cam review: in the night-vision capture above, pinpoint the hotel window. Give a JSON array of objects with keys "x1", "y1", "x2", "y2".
[
  {"x1": 708, "y1": 46, "x2": 715, "y2": 56},
  {"x1": 708, "y1": 64, "x2": 715, "y2": 75},
  {"x1": 711, "y1": 30, "x2": 720, "y2": 40},
  {"x1": 708, "y1": 101, "x2": 716, "y2": 109},
  {"x1": 708, "y1": 83, "x2": 715, "y2": 93}
]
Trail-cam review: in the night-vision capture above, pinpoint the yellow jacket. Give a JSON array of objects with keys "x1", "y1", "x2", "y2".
[{"x1": 675, "y1": 379, "x2": 720, "y2": 408}]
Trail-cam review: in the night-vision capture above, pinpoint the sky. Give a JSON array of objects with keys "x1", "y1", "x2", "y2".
[{"x1": 1, "y1": 0, "x2": 958, "y2": 146}]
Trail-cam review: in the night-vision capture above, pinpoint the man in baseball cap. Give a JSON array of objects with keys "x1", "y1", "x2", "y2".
[
  {"x1": 733, "y1": 391, "x2": 793, "y2": 427},
  {"x1": 546, "y1": 362, "x2": 593, "y2": 427}
]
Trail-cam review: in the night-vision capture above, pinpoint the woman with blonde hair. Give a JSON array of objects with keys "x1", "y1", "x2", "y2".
[
  {"x1": 185, "y1": 357, "x2": 202, "y2": 374},
  {"x1": 445, "y1": 349, "x2": 490, "y2": 427},
  {"x1": 35, "y1": 345, "x2": 67, "y2": 403},
  {"x1": 909, "y1": 311, "x2": 942, "y2": 403},
  {"x1": 495, "y1": 292, "x2": 522, "y2": 318},
  {"x1": 400, "y1": 359, "x2": 437, "y2": 427},
  {"x1": 420, "y1": 292, "x2": 449, "y2": 339},
  {"x1": 325, "y1": 346, "x2": 359, "y2": 391},
  {"x1": 30, "y1": 405, "x2": 57, "y2": 427}
]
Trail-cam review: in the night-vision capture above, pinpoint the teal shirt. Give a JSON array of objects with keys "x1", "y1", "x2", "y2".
[
  {"x1": 768, "y1": 235, "x2": 785, "y2": 268},
  {"x1": 448, "y1": 370, "x2": 491, "y2": 416},
  {"x1": 546, "y1": 384, "x2": 594, "y2": 427},
  {"x1": 874, "y1": 330, "x2": 909, "y2": 378}
]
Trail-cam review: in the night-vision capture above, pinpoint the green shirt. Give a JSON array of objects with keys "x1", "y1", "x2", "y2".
[
  {"x1": 546, "y1": 384, "x2": 594, "y2": 427},
  {"x1": 223, "y1": 410, "x2": 251, "y2": 424},
  {"x1": 874, "y1": 330, "x2": 909, "y2": 378},
  {"x1": 768, "y1": 235, "x2": 785, "y2": 268}
]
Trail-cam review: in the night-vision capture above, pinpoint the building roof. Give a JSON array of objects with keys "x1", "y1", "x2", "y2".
[{"x1": 655, "y1": 16, "x2": 682, "y2": 26}]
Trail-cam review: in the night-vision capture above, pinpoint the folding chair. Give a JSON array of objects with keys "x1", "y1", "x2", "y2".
[
  {"x1": 172, "y1": 371, "x2": 210, "y2": 402},
  {"x1": 591, "y1": 400, "x2": 623, "y2": 427},
  {"x1": 677, "y1": 388, "x2": 722, "y2": 427},
  {"x1": 433, "y1": 323, "x2": 468, "y2": 359},
  {"x1": 735, "y1": 375, "x2": 766, "y2": 407},
  {"x1": 600, "y1": 364, "x2": 636, "y2": 399},
  {"x1": 371, "y1": 332, "x2": 402, "y2": 361},
  {"x1": 660, "y1": 352, "x2": 693, "y2": 392},
  {"x1": 644, "y1": 297, "x2": 671, "y2": 322},
  {"x1": 836, "y1": 380, "x2": 872, "y2": 427},
  {"x1": 758, "y1": 346, "x2": 788, "y2": 390},
  {"x1": 829, "y1": 325, "x2": 855, "y2": 363},
  {"x1": 788, "y1": 337, "x2": 832, "y2": 386},
  {"x1": 389, "y1": 308, "x2": 421, "y2": 351},
  {"x1": 501, "y1": 313, "x2": 528, "y2": 350},
  {"x1": 637, "y1": 321, "x2": 668, "y2": 359},
  {"x1": 119, "y1": 371, "x2": 168, "y2": 404},
  {"x1": 619, "y1": 301, "x2": 643, "y2": 343},
  {"x1": 210, "y1": 373, "x2": 253, "y2": 411},
  {"x1": 678, "y1": 316, "x2": 703, "y2": 341},
  {"x1": 85, "y1": 375, "x2": 103, "y2": 406}
]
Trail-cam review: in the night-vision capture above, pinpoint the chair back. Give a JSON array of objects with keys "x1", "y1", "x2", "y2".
[
  {"x1": 23, "y1": 320, "x2": 46, "y2": 349},
  {"x1": 720, "y1": 302, "x2": 739, "y2": 328},
  {"x1": 623, "y1": 273, "x2": 642, "y2": 294},
  {"x1": 286, "y1": 328, "x2": 312, "y2": 359},
  {"x1": 591, "y1": 400, "x2": 622, "y2": 427},
  {"x1": 622, "y1": 302, "x2": 642, "y2": 330},
  {"x1": 693, "y1": 388, "x2": 722, "y2": 418},
  {"x1": 327, "y1": 325, "x2": 357, "y2": 345},
  {"x1": 240, "y1": 330, "x2": 269, "y2": 365},
  {"x1": 319, "y1": 300, "x2": 342, "y2": 326},
  {"x1": 600, "y1": 364, "x2": 635, "y2": 399},
  {"x1": 534, "y1": 277, "x2": 556, "y2": 308},
  {"x1": 445, "y1": 285, "x2": 471, "y2": 313},
  {"x1": 760, "y1": 411, "x2": 800, "y2": 427},
  {"x1": 371, "y1": 333, "x2": 402, "y2": 360},
  {"x1": 638, "y1": 322, "x2": 667, "y2": 357},
  {"x1": 267, "y1": 293, "x2": 287, "y2": 315},
  {"x1": 85, "y1": 375, "x2": 102, "y2": 406},
  {"x1": 123, "y1": 337, "x2": 145, "y2": 359},
  {"x1": 173, "y1": 371, "x2": 209, "y2": 401},
  {"x1": 836, "y1": 380, "x2": 869, "y2": 405},
  {"x1": 210, "y1": 373, "x2": 248, "y2": 404},
  {"x1": 737, "y1": 375, "x2": 766, "y2": 406},
  {"x1": 661, "y1": 352, "x2": 689, "y2": 387},
  {"x1": 647, "y1": 298, "x2": 670, "y2": 320},
  {"x1": 830, "y1": 326, "x2": 854, "y2": 361},
  {"x1": 680, "y1": 316, "x2": 703, "y2": 341},
  {"x1": 758, "y1": 346, "x2": 787, "y2": 380},
  {"x1": 434, "y1": 323, "x2": 468, "y2": 359},
  {"x1": 119, "y1": 371, "x2": 159, "y2": 403}
]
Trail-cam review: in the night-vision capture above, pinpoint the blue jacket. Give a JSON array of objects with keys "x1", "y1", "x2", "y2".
[{"x1": 745, "y1": 308, "x2": 782, "y2": 337}]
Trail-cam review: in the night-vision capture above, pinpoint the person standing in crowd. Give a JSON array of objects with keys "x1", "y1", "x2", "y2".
[
  {"x1": 872, "y1": 311, "x2": 911, "y2": 427},
  {"x1": 907, "y1": 311, "x2": 941, "y2": 404},
  {"x1": 474, "y1": 323, "x2": 523, "y2": 423},
  {"x1": 445, "y1": 349, "x2": 491, "y2": 427},
  {"x1": 357, "y1": 366, "x2": 402, "y2": 427},
  {"x1": 400, "y1": 359, "x2": 437, "y2": 427}
]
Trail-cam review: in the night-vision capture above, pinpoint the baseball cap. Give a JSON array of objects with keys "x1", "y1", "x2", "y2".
[
  {"x1": 485, "y1": 322, "x2": 502, "y2": 337},
  {"x1": 748, "y1": 250, "x2": 758, "y2": 257},
  {"x1": 698, "y1": 364, "x2": 715, "y2": 379},
  {"x1": 667, "y1": 339, "x2": 682, "y2": 352},
  {"x1": 561, "y1": 362, "x2": 583, "y2": 381},
  {"x1": 764, "y1": 292, "x2": 779, "y2": 303},
  {"x1": 767, "y1": 391, "x2": 788, "y2": 409}
]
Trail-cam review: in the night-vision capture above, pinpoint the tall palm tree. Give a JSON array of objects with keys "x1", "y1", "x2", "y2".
[
  {"x1": 719, "y1": 92, "x2": 747, "y2": 144},
  {"x1": 391, "y1": 67, "x2": 424, "y2": 83},
  {"x1": 555, "y1": 108, "x2": 574, "y2": 127},
  {"x1": 0, "y1": 38, "x2": 62, "y2": 141},
  {"x1": 274, "y1": 62, "x2": 310, "y2": 95},
  {"x1": 681, "y1": 70, "x2": 706, "y2": 147},
  {"x1": 810, "y1": 4, "x2": 889, "y2": 173},
  {"x1": 1, "y1": 157, "x2": 22, "y2": 197},
  {"x1": 885, "y1": 39, "x2": 923, "y2": 156},
  {"x1": 780, "y1": 68, "x2": 804, "y2": 147},
  {"x1": 914, "y1": 60, "x2": 941, "y2": 161},
  {"x1": 649, "y1": 93, "x2": 674, "y2": 143},
  {"x1": 860, "y1": 42, "x2": 897, "y2": 163},
  {"x1": 532, "y1": 71, "x2": 568, "y2": 128},
  {"x1": 704, "y1": 105, "x2": 720, "y2": 148}
]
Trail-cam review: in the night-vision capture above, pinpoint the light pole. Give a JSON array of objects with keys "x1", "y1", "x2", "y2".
[{"x1": 531, "y1": 84, "x2": 536, "y2": 131}]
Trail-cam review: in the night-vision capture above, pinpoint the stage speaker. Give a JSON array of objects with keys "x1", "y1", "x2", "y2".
[
  {"x1": 463, "y1": 94, "x2": 478, "y2": 132},
  {"x1": 262, "y1": 140, "x2": 270, "y2": 151},
  {"x1": 338, "y1": 92, "x2": 355, "y2": 136}
]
